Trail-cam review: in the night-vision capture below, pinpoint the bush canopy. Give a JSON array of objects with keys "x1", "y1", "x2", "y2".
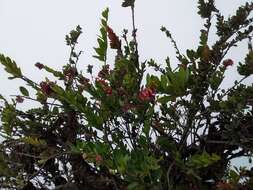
[{"x1": 0, "y1": 0, "x2": 253, "y2": 189}]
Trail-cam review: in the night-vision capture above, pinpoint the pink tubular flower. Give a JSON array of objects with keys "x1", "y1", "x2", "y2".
[
  {"x1": 222, "y1": 59, "x2": 234, "y2": 68},
  {"x1": 138, "y1": 87, "x2": 155, "y2": 101}
]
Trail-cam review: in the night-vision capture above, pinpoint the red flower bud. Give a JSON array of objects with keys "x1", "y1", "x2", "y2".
[
  {"x1": 104, "y1": 87, "x2": 112, "y2": 95},
  {"x1": 98, "y1": 65, "x2": 110, "y2": 78},
  {"x1": 35, "y1": 62, "x2": 44, "y2": 70},
  {"x1": 222, "y1": 59, "x2": 234, "y2": 68},
  {"x1": 40, "y1": 81, "x2": 54, "y2": 96},
  {"x1": 138, "y1": 87, "x2": 155, "y2": 101},
  {"x1": 16, "y1": 95, "x2": 24, "y2": 103}
]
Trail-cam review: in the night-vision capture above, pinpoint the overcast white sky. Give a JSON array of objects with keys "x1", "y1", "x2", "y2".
[
  {"x1": 0, "y1": 0, "x2": 252, "y2": 97},
  {"x1": 0, "y1": 0, "x2": 252, "y2": 166}
]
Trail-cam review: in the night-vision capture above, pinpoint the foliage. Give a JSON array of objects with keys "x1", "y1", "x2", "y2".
[{"x1": 0, "y1": 1, "x2": 253, "y2": 190}]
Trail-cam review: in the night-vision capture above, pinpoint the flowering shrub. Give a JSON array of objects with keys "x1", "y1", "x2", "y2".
[{"x1": 0, "y1": 0, "x2": 253, "y2": 190}]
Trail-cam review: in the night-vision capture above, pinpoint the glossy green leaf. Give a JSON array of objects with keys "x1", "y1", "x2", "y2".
[{"x1": 19, "y1": 86, "x2": 29, "y2": 96}]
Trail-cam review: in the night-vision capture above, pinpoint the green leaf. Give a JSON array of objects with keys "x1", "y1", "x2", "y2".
[
  {"x1": 0, "y1": 54, "x2": 22, "y2": 78},
  {"x1": 158, "y1": 96, "x2": 174, "y2": 104},
  {"x1": 0, "y1": 153, "x2": 13, "y2": 176},
  {"x1": 122, "y1": 0, "x2": 135, "y2": 7},
  {"x1": 65, "y1": 25, "x2": 82, "y2": 46},
  {"x1": 161, "y1": 26, "x2": 184, "y2": 62},
  {"x1": 19, "y1": 86, "x2": 29, "y2": 96},
  {"x1": 128, "y1": 182, "x2": 142, "y2": 190},
  {"x1": 116, "y1": 154, "x2": 130, "y2": 174},
  {"x1": 178, "y1": 67, "x2": 189, "y2": 89},
  {"x1": 102, "y1": 7, "x2": 109, "y2": 19},
  {"x1": 93, "y1": 8, "x2": 109, "y2": 62},
  {"x1": 1, "y1": 104, "x2": 17, "y2": 135},
  {"x1": 43, "y1": 65, "x2": 64, "y2": 78},
  {"x1": 0, "y1": 94, "x2": 7, "y2": 103},
  {"x1": 197, "y1": 0, "x2": 217, "y2": 19},
  {"x1": 21, "y1": 136, "x2": 47, "y2": 146},
  {"x1": 238, "y1": 51, "x2": 253, "y2": 76},
  {"x1": 160, "y1": 75, "x2": 169, "y2": 90},
  {"x1": 186, "y1": 151, "x2": 220, "y2": 169}
]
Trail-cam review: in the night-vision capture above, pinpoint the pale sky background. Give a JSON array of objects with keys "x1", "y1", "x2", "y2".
[{"x1": 0, "y1": 0, "x2": 252, "y2": 167}]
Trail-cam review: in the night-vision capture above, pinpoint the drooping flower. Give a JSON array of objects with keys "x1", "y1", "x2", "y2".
[
  {"x1": 138, "y1": 87, "x2": 155, "y2": 101},
  {"x1": 222, "y1": 59, "x2": 234, "y2": 68},
  {"x1": 107, "y1": 26, "x2": 121, "y2": 50}
]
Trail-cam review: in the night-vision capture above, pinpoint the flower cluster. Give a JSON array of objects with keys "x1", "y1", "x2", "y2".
[
  {"x1": 63, "y1": 67, "x2": 77, "y2": 82},
  {"x1": 107, "y1": 26, "x2": 121, "y2": 50},
  {"x1": 96, "y1": 78, "x2": 112, "y2": 95},
  {"x1": 40, "y1": 81, "x2": 55, "y2": 96},
  {"x1": 138, "y1": 87, "x2": 155, "y2": 102},
  {"x1": 79, "y1": 76, "x2": 90, "y2": 87},
  {"x1": 98, "y1": 64, "x2": 110, "y2": 79}
]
